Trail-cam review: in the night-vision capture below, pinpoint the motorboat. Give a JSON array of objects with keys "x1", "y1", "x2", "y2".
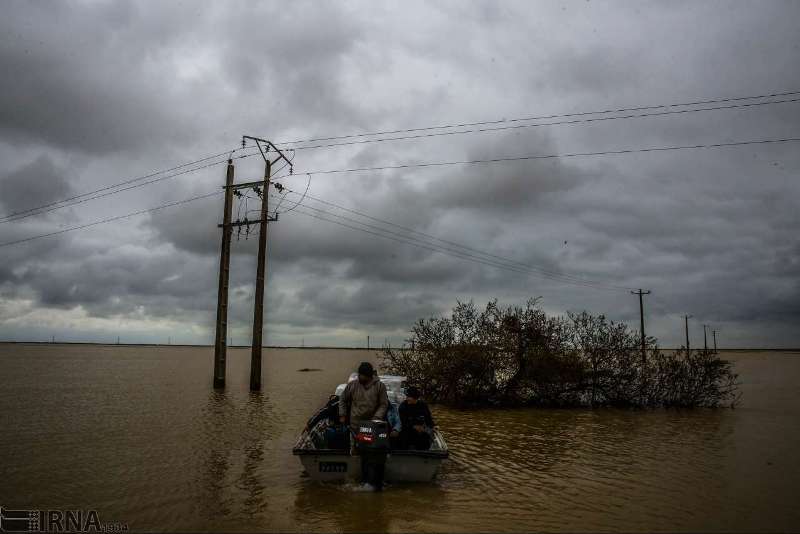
[{"x1": 292, "y1": 374, "x2": 449, "y2": 482}]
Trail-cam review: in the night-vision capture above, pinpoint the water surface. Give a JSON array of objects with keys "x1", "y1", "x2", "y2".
[{"x1": 1, "y1": 345, "x2": 798, "y2": 532}]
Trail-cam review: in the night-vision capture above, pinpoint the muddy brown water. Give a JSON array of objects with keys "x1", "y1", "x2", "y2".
[{"x1": 0, "y1": 345, "x2": 798, "y2": 532}]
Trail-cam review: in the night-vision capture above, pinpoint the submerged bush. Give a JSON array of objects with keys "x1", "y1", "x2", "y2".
[{"x1": 381, "y1": 299, "x2": 740, "y2": 408}]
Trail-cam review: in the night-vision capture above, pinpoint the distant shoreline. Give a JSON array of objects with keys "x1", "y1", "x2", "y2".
[
  {"x1": 0, "y1": 341, "x2": 378, "y2": 350},
  {"x1": 0, "y1": 341, "x2": 798, "y2": 352}
]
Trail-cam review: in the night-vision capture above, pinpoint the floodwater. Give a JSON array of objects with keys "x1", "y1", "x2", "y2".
[{"x1": 1, "y1": 345, "x2": 798, "y2": 532}]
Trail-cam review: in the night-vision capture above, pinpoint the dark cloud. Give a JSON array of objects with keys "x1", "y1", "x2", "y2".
[
  {"x1": 0, "y1": 156, "x2": 73, "y2": 214},
  {"x1": 0, "y1": 0, "x2": 799, "y2": 347}
]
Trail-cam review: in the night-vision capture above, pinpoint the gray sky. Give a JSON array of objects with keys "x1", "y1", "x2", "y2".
[{"x1": 1, "y1": 0, "x2": 798, "y2": 348}]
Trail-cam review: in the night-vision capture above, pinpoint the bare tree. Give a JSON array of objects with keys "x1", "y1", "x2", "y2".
[{"x1": 381, "y1": 299, "x2": 739, "y2": 408}]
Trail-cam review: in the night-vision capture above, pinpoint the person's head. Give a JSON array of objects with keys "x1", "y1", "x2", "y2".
[
  {"x1": 405, "y1": 386, "x2": 421, "y2": 404},
  {"x1": 357, "y1": 362, "x2": 374, "y2": 384}
]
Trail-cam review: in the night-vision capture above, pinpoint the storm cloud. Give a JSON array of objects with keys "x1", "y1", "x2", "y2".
[{"x1": 1, "y1": 0, "x2": 799, "y2": 348}]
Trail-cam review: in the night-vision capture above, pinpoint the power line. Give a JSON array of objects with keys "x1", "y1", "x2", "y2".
[
  {"x1": 8, "y1": 90, "x2": 797, "y2": 227},
  {"x1": 0, "y1": 191, "x2": 222, "y2": 248},
  {"x1": 287, "y1": 203, "x2": 631, "y2": 291},
  {"x1": 281, "y1": 97, "x2": 800, "y2": 151},
  {"x1": 274, "y1": 185, "x2": 632, "y2": 290},
  {"x1": 0, "y1": 158, "x2": 231, "y2": 225},
  {"x1": 0, "y1": 185, "x2": 637, "y2": 290},
  {"x1": 275, "y1": 174, "x2": 311, "y2": 216},
  {"x1": 290, "y1": 136, "x2": 800, "y2": 176},
  {"x1": 5, "y1": 134, "x2": 796, "y2": 234},
  {"x1": 5, "y1": 89, "x2": 798, "y2": 226},
  {"x1": 0, "y1": 147, "x2": 241, "y2": 223},
  {"x1": 274, "y1": 89, "x2": 800, "y2": 147},
  {"x1": 275, "y1": 194, "x2": 634, "y2": 291}
]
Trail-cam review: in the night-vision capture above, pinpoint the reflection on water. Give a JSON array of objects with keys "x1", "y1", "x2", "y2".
[
  {"x1": 293, "y1": 481, "x2": 451, "y2": 533},
  {"x1": 433, "y1": 408, "x2": 734, "y2": 532},
  {"x1": 0, "y1": 345, "x2": 798, "y2": 532}
]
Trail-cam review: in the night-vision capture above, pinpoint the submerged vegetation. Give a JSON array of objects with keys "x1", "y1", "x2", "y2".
[{"x1": 381, "y1": 299, "x2": 740, "y2": 408}]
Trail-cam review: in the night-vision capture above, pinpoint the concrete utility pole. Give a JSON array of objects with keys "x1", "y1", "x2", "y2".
[
  {"x1": 250, "y1": 158, "x2": 271, "y2": 392},
  {"x1": 703, "y1": 324, "x2": 709, "y2": 351},
  {"x1": 631, "y1": 289, "x2": 651, "y2": 366},
  {"x1": 713, "y1": 330, "x2": 718, "y2": 353},
  {"x1": 684, "y1": 314, "x2": 693, "y2": 355},
  {"x1": 213, "y1": 159, "x2": 235, "y2": 389}
]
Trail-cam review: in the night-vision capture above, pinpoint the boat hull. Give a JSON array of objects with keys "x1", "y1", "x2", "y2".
[{"x1": 294, "y1": 449, "x2": 446, "y2": 482}]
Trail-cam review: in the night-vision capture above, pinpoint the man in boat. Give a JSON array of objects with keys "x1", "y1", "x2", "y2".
[
  {"x1": 386, "y1": 391, "x2": 403, "y2": 449},
  {"x1": 338, "y1": 362, "x2": 389, "y2": 429},
  {"x1": 339, "y1": 362, "x2": 390, "y2": 490},
  {"x1": 398, "y1": 386, "x2": 435, "y2": 450}
]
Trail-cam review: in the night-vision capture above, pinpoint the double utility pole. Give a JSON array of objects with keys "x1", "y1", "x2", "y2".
[
  {"x1": 631, "y1": 289, "x2": 651, "y2": 366},
  {"x1": 712, "y1": 329, "x2": 718, "y2": 353},
  {"x1": 212, "y1": 136, "x2": 292, "y2": 391}
]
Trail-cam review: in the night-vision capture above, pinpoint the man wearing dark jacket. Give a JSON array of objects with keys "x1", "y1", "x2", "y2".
[{"x1": 398, "y1": 386, "x2": 435, "y2": 450}]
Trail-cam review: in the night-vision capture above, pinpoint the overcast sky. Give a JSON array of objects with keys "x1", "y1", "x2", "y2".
[{"x1": 1, "y1": 0, "x2": 798, "y2": 348}]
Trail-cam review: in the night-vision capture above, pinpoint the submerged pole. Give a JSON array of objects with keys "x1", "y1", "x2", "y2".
[
  {"x1": 250, "y1": 159, "x2": 271, "y2": 391},
  {"x1": 213, "y1": 160, "x2": 235, "y2": 389}
]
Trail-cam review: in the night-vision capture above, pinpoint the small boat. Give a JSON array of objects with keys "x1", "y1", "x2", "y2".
[{"x1": 292, "y1": 374, "x2": 449, "y2": 482}]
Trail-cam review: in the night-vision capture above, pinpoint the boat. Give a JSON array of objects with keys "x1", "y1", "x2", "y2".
[{"x1": 292, "y1": 374, "x2": 449, "y2": 482}]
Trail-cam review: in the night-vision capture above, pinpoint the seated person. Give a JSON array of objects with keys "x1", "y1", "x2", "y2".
[
  {"x1": 305, "y1": 394, "x2": 340, "y2": 431},
  {"x1": 398, "y1": 386, "x2": 435, "y2": 450},
  {"x1": 385, "y1": 392, "x2": 402, "y2": 449},
  {"x1": 306, "y1": 394, "x2": 349, "y2": 450}
]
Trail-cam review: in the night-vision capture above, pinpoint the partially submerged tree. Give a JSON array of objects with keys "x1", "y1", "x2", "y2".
[{"x1": 381, "y1": 299, "x2": 739, "y2": 408}]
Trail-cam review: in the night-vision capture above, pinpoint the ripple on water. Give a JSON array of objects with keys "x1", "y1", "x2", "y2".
[{"x1": 1, "y1": 346, "x2": 799, "y2": 532}]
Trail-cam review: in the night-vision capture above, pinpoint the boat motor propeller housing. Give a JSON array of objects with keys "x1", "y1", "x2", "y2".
[{"x1": 354, "y1": 419, "x2": 390, "y2": 490}]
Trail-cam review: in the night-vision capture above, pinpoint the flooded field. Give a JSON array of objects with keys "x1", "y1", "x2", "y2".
[{"x1": 1, "y1": 344, "x2": 798, "y2": 532}]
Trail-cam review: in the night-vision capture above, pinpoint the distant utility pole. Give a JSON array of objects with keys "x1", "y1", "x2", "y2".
[
  {"x1": 703, "y1": 324, "x2": 709, "y2": 351},
  {"x1": 212, "y1": 137, "x2": 292, "y2": 392},
  {"x1": 367, "y1": 335, "x2": 370, "y2": 350},
  {"x1": 683, "y1": 314, "x2": 693, "y2": 355},
  {"x1": 712, "y1": 330, "x2": 718, "y2": 353},
  {"x1": 631, "y1": 289, "x2": 651, "y2": 366}
]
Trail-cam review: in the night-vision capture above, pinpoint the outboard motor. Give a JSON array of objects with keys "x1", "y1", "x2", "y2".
[{"x1": 354, "y1": 420, "x2": 389, "y2": 490}]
